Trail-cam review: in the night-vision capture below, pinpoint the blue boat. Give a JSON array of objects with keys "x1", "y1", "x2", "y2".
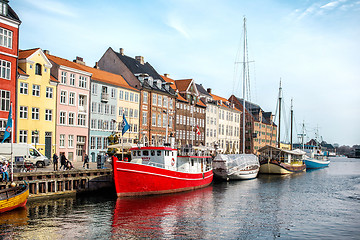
[{"x1": 304, "y1": 157, "x2": 330, "y2": 169}]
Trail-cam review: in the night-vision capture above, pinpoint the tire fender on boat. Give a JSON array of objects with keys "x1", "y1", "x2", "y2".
[{"x1": 171, "y1": 158, "x2": 175, "y2": 166}]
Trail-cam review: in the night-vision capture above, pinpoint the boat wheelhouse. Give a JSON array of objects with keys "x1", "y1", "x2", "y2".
[{"x1": 113, "y1": 145, "x2": 213, "y2": 197}]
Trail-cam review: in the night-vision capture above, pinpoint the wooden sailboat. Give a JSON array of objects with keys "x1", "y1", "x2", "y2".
[
  {"x1": 259, "y1": 82, "x2": 306, "y2": 174},
  {"x1": 0, "y1": 183, "x2": 29, "y2": 213},
  {"x1": 213, "y1": 17, "x2": 259, "y2": 180}
]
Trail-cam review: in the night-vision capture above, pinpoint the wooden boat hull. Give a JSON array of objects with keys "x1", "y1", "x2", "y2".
[
  {"x1": 0, "y1": 184, "x2": 29, "y2": 213},
  {"x1": 113, "y1": 161, "x2": 213, "y2": 197},
  {"x1": 259, "y1": 161, "x2": 306, "y2": 175},
  {"x1": 304, "y1": 158, "x2": 330, "y2": 169}
]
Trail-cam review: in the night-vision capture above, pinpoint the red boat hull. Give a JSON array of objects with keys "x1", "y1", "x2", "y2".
[{"x1": 113, "y1": 161, "x2": 213, "y2": 197}]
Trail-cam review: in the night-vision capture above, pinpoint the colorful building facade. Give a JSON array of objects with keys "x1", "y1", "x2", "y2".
[
  {"x1": 17, "y1": 48, "x2": 57, "y2": 159},
  {"x1": 47, "y1": 53, "x2": 91, "y2": 162},
  {"x1": 0, "y1": 1, "x2": 20, "y2": 142}
]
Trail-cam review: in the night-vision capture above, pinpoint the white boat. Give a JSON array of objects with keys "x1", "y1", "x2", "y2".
[
  {"x1": 213, "y1": 154, "x2": 259, "y2": 180},
  {"x1": 212, "y1": 17, "x2": 259, "y2": 181}
]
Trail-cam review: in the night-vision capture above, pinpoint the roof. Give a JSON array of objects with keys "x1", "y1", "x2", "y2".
[
  {"x1": 46, "y1": 53, "x2": 92, "y2": 73},
  {"x1": 175, "y1": 79, "x2": 192, "y2": 92},
  {"x1": 112, "y1": 49, "x2": 175, "y2": 95},
  {"x1": 210, "y1": 93, "x2": 240, "y2": 111},
  {"x1": 17, "y1": 66, "x2": 28, "y2": 76},
  {"x1": 50, "y1": 73, "x2": 58, "y2": 82},
  {"x1": 161, "y1": 75, "x2": 177, "y2": 90},
  {"x1": 78, "y1": 65, "x2": 138, "y2": 91},
  {"x1": 19, "y1": 48, "x2": 40, "y2": 59},
  {"x1": 196, "y1": 84, "x2": 212, "y2": 97},
  {"x1": 2, "y1": 5, "x2": 21, "y2": 23}
]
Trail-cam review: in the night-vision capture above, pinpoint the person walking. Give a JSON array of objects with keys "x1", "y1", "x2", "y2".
[
  {"x1": 60, "y1": 153, "x2": 67, "y2": 170},
  {"x1": 53, "y1": 153, "x2": 59, "y2": 171},
  {"x1": 83, "y1": 153, "x2": 89, "y2": 169}
]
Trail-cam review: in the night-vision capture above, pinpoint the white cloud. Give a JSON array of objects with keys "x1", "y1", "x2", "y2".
[
  {"x1": 166, "y1": 14, "x2": 191, "y2": 39},
  {"x1": 23, "y1": 0, "x2": 76, "y2": 17}
]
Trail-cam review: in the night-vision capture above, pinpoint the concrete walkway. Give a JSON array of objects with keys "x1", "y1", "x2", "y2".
[{"x1": 36, "y1": 160, "x2": 112, "y2": 172}]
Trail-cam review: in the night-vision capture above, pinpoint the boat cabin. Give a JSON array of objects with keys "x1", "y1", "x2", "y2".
[
  {"x1": 258, "y1": 145, "x2": 305, "y2": 164},
  {"x1": 129, "y1": 146, "x2": 212, "y2": 173}
]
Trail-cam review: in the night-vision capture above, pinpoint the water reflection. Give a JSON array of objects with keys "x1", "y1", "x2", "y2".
[{"x1": 111, "y1": 186, "x2": 214, "y2": 239}]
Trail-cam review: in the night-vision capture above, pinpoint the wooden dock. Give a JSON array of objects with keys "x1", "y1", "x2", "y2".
[{"x1": 0, "y1": 169, "x2": 113, "y2": 199}]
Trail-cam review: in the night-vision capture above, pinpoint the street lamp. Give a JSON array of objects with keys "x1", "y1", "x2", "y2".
[{"x1": 34, "y1": 129, "x2": 39, "y2": 149}]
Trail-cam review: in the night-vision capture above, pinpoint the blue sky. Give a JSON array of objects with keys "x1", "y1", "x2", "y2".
[{"x1": 11, "y1": 0, "x2": 360, "y2": 146}]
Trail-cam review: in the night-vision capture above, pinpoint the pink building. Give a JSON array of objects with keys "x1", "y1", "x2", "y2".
[{"x1": 46, "y1": 52, "x2": 91, "y2": 162}]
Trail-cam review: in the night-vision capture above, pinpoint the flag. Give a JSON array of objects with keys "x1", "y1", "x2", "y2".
[
  {"x1": 195, "y1": 125, "x2": 201, "y2": 135},
  {"x1": 1, "y1": 104, "x2": 12, "y2": 143},
  {"x1": 121, "y1": 113, "x2": 130, "y2": 136}
]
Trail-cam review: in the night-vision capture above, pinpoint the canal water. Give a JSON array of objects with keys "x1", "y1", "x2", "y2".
[{"x1": 0, "y1": 157, "x2": 359, "y2": 239}]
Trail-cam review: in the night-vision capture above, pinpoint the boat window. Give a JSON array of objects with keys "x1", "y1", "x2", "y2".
[
  {"x1": 191, "y1": 159, "x2": 194, "y2": 166},
  {"x1": 132, "y1": 151, "x2": 136, "y2": 156},
  {"x1": 172, "y1": 152, "x2": 174, "y2": 156},
  {"x1": 143, "y1": 150, "x2": 149, "y2": 156},
  {"x1": 151, "y1": 150, "x2": 155, "y2": 156},
  {"x1": 165, "y1": 151, "x2": 169, "y2": 156},
  {"x1": 137, "y1": 151, "x2": 141, "y2": 156},
  {"x1": 157, "y1": 150, "x2": 161, "y2": 156}
]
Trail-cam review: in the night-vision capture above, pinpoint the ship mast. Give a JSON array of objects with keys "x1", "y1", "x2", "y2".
[
  {"x1": 242, "y1": 17, "x2": 247, "y2": 154},
  {"x1": 290, "y1": 98, "x2": 293, "y2": 150},
  {"x1": 277, "y1": 80, "x2": 282, "y2": 148}
]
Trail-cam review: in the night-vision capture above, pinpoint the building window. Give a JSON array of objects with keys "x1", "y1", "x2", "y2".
[
  {"x1": 0, "y1": 27, "x2": 12, "y2": 48},
  {"x1": 68, "y1": 112, "x2": 75, "y2": 125},
  {"x1": 157, "y1": 114, "x2": 161, "y2": 127},
  {"x1": 59, "y1": 111, "x2": 66, "y2": 125},
  {"x1": 169, "y1": 116, "x2": 173, "y2": 128},
  {"x1": 152, "y1": 113, "x2": 156, "y2": 126},
  {"x1": 97, "y1": 137, "x2": 102, "y2": 149},
  {"x1": 0, "y1": 89, "x2": 10, "y2": 111},
  {"x1": 78, "y1": 95, "x2": 85, "y2": 107},
  {"x1": 124, "y1": 91, "x2": 129, "y2": 101},
  {"x1": 68, "y1": 135, "x2": 74, "y2": 148},
  {"x1": 90, "y1": 137, "x2": 95, "y2": 149},
  {"x1": 20, "y1": 82, "x2": 28, "y2": 95},
  {"x1": 32, "y1": 84, "x2": 40, "y2": 97},
  {"x1": 104, "y1": 105, "x2": 109, "y2": 114},
  {"x1": 19, "y1": 106, "x2": 28, "y2": 119},
  {"x1": 91, "y1": 102, "x2": 97, "y2": 113},
  {"x1": 158, "y1": 95, "x2": 162, "y2": 107},
  {"x1": 163, "y1": 114, "x2": 167, "y2": 127},
  {"x1": 32, "y1": 107, "x2": 39, "y2": 120},
  {"x1": 152, "y1": 93, "x2": 157, "y2": 105},
  {"x1": 119, "y1": 90, "x2": 124, "y2": 100},
  {"x1": 19, "y1": 130, "x2": 27, "y2": 143},
  {"x1": 135, "y1": 94, "x2": 139, "y2": 103},
  {"x1": 79, "y1": 76, "x2": 87, "y2": 88},
  {"x1": 111, "y1": 88, "x2": 116, "y2": 98},
  {"x1": 163, "y1": 96, "x2": 167, "y2": 108},
  {"x1": 111, "y1": 105, "x2": 115, "y2": 115},
  {"x1": 77, "y1": 114, "x2": 86, "y2": 126},
  {"x1": 61, "y1": 72, "x2": 67, "y2": 84},
  {"x1": 69, "y1": 92, "x2": 75, "y2": 105},
  {"x1": 60, "y1": 90, "x2": 67, "y2": 104},
  {"x1": 143, "y1": 92, "x2": 148, "y2": 103},
  {"x1": 45, "y1": 109, "x2": 52, "y2": 121},
  {"x1": 92, "y1": 83, "x2": 97, "y2": 95},
  {"x1": 0, "y1": 60, "x2": 10, "y2": 80},
  {"x1": 46, "y1": 87, "x2": 53, "y2": 98},
  {"x1": 31, "y1": 131, "x2": 39, "y2": 145},
  {"x1": 70, "y1": 73, "x2": 75, "y2": 86},
  {"x1": 142, "y1": 112, "x2": 147, "y2": 125},
  {"x1": 59, "y1": 134, "x2": 65, "y2": 147},
  {"x1": 130, "y1": 92, "x2": 134, "y2": 102},
  {"x1": 35, "y1": 63, "x2": 42, "y2": 75}
]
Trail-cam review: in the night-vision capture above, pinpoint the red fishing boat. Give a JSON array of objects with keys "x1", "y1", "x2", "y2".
[{"x1": 113, "y1": 146, "x2": 213, "y2": 197}]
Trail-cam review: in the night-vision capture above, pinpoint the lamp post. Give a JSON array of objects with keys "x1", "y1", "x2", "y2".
[{"x1": 34, "y1": 129, "x2": 39, "y2": 149}]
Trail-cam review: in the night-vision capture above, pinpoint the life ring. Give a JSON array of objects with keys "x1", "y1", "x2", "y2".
[{"x1": 171, "y1": 158, "x2": 175, "y2": 166}]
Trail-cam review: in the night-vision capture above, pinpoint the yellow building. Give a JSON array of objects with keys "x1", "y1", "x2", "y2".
[{"x1": 17, "y1": 48, "x2": 57, "y2": 160}]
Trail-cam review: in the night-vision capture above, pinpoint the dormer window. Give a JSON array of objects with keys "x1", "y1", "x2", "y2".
[
  {"x1": 0, "y1": 1, "x2": 8, "y2": 16},
  {"x1": 35, "y1": 63, "x2": 42, "y2": 75},
  {"x1": 156, "y1": 80, "x2": 161, "y2": 89}
]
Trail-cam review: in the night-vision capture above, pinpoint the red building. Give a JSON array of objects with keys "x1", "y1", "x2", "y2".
[{"x1": 0, "y1": 0, "x2": 20, "y2": 142}]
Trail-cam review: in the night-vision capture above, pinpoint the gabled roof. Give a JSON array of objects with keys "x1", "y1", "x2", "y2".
[
  {"x1": 175, "y1": 79, "x2": 192, "y2": 92},
  {"x1": 17, "y1": 66, "x2": 28, "y2": 76},
  {"x1": 210, "y1": 93, "x2": 240, "y2": 111},
  {"x1": 2, "y1": 5, "x2": 21, "y2": 23},
  {"x1": 19, "y1": 48, "x2": 39, "y2": 60},
  {"x1": 196, "y1": 83, "x2": 211, "y2": 97},
  {"x1": 161, "y1": 75, "x2": 177, "y2": 90},
  {"x1": 50, "y1": 73, "x2": 58, "y2": 82},
  {"x1": 77, "y1": 65, "x2": 138, "y2": 91}
]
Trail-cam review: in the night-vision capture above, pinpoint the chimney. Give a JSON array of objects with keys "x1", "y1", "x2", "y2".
[
  {"x1": 135, "y1": 56, "x2": 144, "y2": 65},
  {"x1": 120, "y1": 48, "x2": 124, "y2": 55},
  {"x1": 44, "y1": 50, "x2": 50, "y2": 55},
  {"x1": 94, "y1": 62, "x2": 99, "y2": 69},
  {"x1": 207, "y1": 88, "x2": 212, "y2": 94},
  {"x1": 164, "y1": 73, "x2": 170, "y2": 78},
  {"x1": 74, "y1": 56, "x2": 86, "y2": 66}
]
